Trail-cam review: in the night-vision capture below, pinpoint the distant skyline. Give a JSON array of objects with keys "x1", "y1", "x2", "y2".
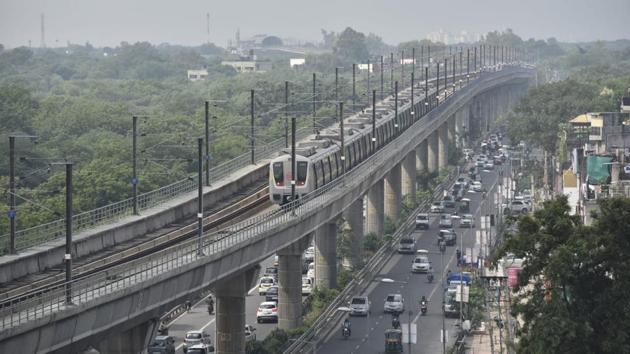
[{"x1": 1, "y1": 0, "x2": 629, "y2": 49}]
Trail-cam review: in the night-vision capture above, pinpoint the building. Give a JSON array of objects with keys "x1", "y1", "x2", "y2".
[
  {"x1": 565, "y1": 94, "x2": 630, "y2": 223},
  {"x1": 221, "y1": 50, "x2": 273, "y2": 73},
  {"x1": 187, "y1": 69, "x2": 208, "y2": 81},
  {"x1": 290, "y1": 58, "x2": 305, "y2": 68}
]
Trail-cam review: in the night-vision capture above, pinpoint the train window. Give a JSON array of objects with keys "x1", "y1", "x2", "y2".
[
  {"x1": 334, "y1": 152, "x2": 340, "y2": 178},
  {"x1": 297, "y1": 161, "x2": 308, "y2": 185},
  {"x1": 319, "y1": 160, "x2": 326, "y2": 185},
  {"x1": 327, "y1": 156, "x2": 333, "y2": 181},
  {"x1": 273, "y1": 162, "x2": 284, "y2": 186}
]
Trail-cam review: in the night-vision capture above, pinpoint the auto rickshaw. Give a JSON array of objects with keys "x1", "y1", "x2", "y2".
[
  {"x1": 458, "y1": 198, "x2": 471, "y2": 213},
  {"x1": 384, "y1": 328, "x2": 403, "y2": 353}
]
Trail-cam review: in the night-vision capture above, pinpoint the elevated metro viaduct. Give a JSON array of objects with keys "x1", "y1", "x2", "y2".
[{"x1": 0, "y1": 67, "x2": 534, "y2": 354}]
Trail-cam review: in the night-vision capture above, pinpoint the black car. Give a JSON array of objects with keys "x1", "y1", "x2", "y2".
[{"x1": 265, "y1": 286, "x2": 278, "y2": 302}]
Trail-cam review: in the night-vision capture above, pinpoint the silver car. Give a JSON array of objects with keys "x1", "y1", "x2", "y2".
[
  {"x1": 349, "y1": 296, "x2": 371, "y2": 316},
  {"x1": 439, "y1": 214, "x2": 453, "y2": 228}
]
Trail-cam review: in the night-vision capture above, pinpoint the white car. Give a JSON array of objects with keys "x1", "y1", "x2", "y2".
[
  {"x1": 430, "y1": 201, "x2": 444, "y2": 213},
  {"x1": 472, "y1": 181, "x2": 483, "y2": 192},
  {"x1": 504, "y1": 200, "x2": 529, "y2": 214},
  {"x1": 439, "y1": 213, "x2": 453, "y2": 228},
  {"x1": 460, "y1": 214, "x2": 475, "y2": 228},
  {"x1": 256, "y1": 301, "x2": 279, "y2": 323},
  {"x1": 183, "y1": 331, "x2": 212, "y2": 353},
  {"x1": 258, "y1": 276, "x2": 276, "y2": 295},
  {"x1": 384, "y1": 294, "x2": 404, "y2": 314},
  {"x1": 349, "y1": 296, "x2": 371, "y2": 316},
  {"x1": 415, "y1": 213, "x2": 430, "y2": 230},
  {"x1": 303, "y1": 246, "x2": 315, "y2": 262},
  {"x1": 411, "y1": 250, "x2": 431, "y2": 273},
  {"x1": 302, "y1": 277, "x2": 313, "y2": 295}
]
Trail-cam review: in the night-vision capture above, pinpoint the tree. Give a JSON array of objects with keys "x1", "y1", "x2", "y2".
[
  {"x1": 333, "y1": 27, "x2": 369, "y2": 63},
  {"x1": 497, "y1": 196, "x2": 630, "y2": 353},
  {"x1": 0, "y1": 82, "x2": 38, "y2": 133}
]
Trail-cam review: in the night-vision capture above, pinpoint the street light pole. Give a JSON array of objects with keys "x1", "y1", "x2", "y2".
[
  {"x1": 394, "y1": 81, "x2": 399, "y2": 133},
  {"x1": 64, "y1": 162, "x2": 73, "y2": 305},
  {"x1": 335, "y1": 67, "x2": 339, "y2": 120},
  {"x1": 312, "y1": 73, "x2": 317, "y2": 133},
  {"x1": 8, "y1": 136, "x2": 16, "y2": 254},
  {"x1": 411, "y1": 72, "x2": 415, "y2": 122},
  {"x1": 352, "y1": 63, "x2": 356, "y2": 109},
  {"x1": 132, "y1": 115, "x2": 138, "y2": 215},
  {"x1": 197, "y1": 137, "x2": 204, "y2": 255},
  {"x1": 372, "y1": 90, "x2": 377, "y2": 153},
  {"x1": 291, "y1": 116, "x2": 296, "y2": 204},
  {"x1": 250, "y1": 89, "x2": 255, "y2": 164},
  {"x1": 367, "y1": 58, "x2": 371, "y2": 107},
  {"x1": 380, "y1": 55, "x2": 384, "y2": 100},
  {"x1": 390, "y1": 52, "x2": 394, "y2": 96},
  {"x1": 340, "y1": 102, "x2": 345, "y2": 175},
  {"x1": 204, "y1": 101, "x2": 210, "y2": 186},
  {"x1": 285, "y1": 82, "x2": 289, "y2": 148},
  {"x1": 401, "y1": 49, "x2": 405, "y2": 88},
  {"x1": 440, "y1": 240, "x2": 446, "y2": 354}
]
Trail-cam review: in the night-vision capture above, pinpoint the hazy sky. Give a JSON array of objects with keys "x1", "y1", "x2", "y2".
[{"x1": 1, "y1": 0, "x2": 629, "y2": 48}]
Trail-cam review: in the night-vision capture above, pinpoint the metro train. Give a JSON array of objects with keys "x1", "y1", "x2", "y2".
[{"x1": 268, "y1": 70, "x2": 478, "y2": 205}]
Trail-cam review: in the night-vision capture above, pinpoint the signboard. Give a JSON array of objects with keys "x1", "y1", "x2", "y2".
[
  {"x1": 401, "y1": 324, "x2": 417, "y2": 344},
  {"x1": 455, "y1": 285, "x2": 470, "y2": 303},
  {"x1": 507, "y1": 267, "x2": 522, "y2": 289}
]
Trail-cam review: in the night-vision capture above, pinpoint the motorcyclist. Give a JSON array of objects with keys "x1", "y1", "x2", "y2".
[
  {"x1": 456, "y1": 249, "x2": 462, "y2": 266},
  {"x1": 427, "y1": 267, "x2": 434, "y2": 283},
  {"x1": 420, "y1": 296, "x2": 428, "y2": 314},
  {"x1": 392, "y1": 314, "x2": 400, "y2": 329},
  {"x1": 343, "y1": 318, "x2": 351, "y2": 336}
]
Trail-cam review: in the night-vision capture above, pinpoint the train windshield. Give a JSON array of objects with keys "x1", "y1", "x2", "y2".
[
  {"x1": 297, "y1": 161, "x2": 308, "y2": 186},
  {"x1": 273, "y1": 162, "x2": 284, "y2": 186}
]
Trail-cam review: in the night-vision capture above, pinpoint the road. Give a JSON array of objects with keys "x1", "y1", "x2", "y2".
[
  {"x1": 317, "y1": 163, "x2": 505, "y2": 354},
  {"x1": 167, "y1": 255, "x2": 311, "y2": 352},
  {"x1": 164, "y1": 162, "x2": 507, "y2": 353}
]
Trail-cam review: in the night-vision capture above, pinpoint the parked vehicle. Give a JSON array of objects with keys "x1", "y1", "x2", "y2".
[
  {"x1": 256, "y1": 302, "x2": 279, "y2": 323},
  {"x1": 349, "y1": 296, "x2": 371, "y2": 316},
  {"x1": 148, "y1": 335, "x2": 175, "y2": 354},
  {"x1": 503, "y1": 200, "x2": 529, "y2": 214},
  {"x1": 415, "y1": 213, "x2": 430, "y2": 229}
]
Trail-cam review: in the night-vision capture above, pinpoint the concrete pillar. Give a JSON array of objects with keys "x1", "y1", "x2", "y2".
[
  {"x1": 438, "y1": 123, "x2": 449, "y2": 169},
  {"x1": 384, "y1": 163, "x2": 402, "y2": 222},
  {"x1": 366, "y1": 179, "x2": 384, "y2": 236},
  {"x1": 447, "y1": 114, "x2": 456, "y2": 145},
  {"x1": 315, "y1": 221, "x2": 337, "y2": 289},
  {"x1": 215, "y1": 269, "x2": 253, "y2": 354},
  {"x1": 416, "y1": 140, "x2": 428, "y2": 172},
  {"x1": 343, "y1": 198, "x2": 364, "y2": 269},
  {"x1": 455, "y1": 111, "x2": 462, "y2": 148},
  {"x1": 401, "y1": 151, "x2": 417, "y2": 203},
  {"x1": 427, "y1": 131, "x2": 439, "y2": 173},
  {"x1": 278, "y1": 236, "x2": 310, "y2": 329},
  {"x1": 96, "y1": 319, "x2": 158, "y2": 354}
]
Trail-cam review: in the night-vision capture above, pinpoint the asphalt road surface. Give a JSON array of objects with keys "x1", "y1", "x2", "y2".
[{"x1": 317, "y1": 164, "x2": 505, "y2": 354}]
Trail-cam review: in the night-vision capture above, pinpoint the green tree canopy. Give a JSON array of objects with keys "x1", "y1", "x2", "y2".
[
  {"x1": 333, "y1": 27, "x2": 369, "y2": 63},
  {"x1": 497, "y1": 196, "x2": 630, "y2": 353}
]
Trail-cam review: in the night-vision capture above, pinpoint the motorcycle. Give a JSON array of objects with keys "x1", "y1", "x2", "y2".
[
  {"x1": 342, "y1": 325, "x2": 351, "y2": 339},
  {"x1": 420, "y1": 301, "x2": 427, "y2": 316},
  {"x1": 427, "y1": 272, "x2": 434, "y2": 283}
]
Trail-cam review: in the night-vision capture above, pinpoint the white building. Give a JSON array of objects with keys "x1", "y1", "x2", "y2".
[{"x1": 187, "y1": 69, "x2": 208, "y2": 81}]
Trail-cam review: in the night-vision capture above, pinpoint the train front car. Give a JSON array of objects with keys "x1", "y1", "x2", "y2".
[{"x1": 269, "y1": 154, "x2": 312, "y2": 205}]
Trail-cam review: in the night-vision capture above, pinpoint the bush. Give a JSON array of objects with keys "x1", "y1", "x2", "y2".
[{"x1": 363, "y1": 232, "x2": 382, "y2": 253}]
